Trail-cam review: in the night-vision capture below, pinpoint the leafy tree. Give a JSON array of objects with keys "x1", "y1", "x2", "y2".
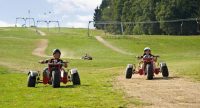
[
  {"x1": 94, "y1": 0, "x2": 200, "y2": 35},
  {"x1": 93, "y1": 6, "x2": 102, "y2": 29}
]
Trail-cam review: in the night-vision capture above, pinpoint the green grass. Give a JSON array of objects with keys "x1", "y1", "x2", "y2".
[
  {"x1": 0, "y1": 27, "x2": 128, "y2": 108},
  {"x1": 102, "y1": 35, "x2": 200, "y2": 80},
  {"x1": 0, "y1": 68, "x2": 126, "y2": 108},
  {"x1": 0, "y1": 27, "x2": 200, "y2": 108}
]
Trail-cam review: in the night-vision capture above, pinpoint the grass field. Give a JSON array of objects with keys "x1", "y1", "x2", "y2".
[{"x1": 0, "y1": 27, "x2": 200, "y2": 108}]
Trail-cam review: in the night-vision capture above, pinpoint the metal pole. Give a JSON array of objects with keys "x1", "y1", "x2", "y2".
[
  {"x1": 32, "y1": 18, "x2": 35, "y2": 27},
  {"x1": 28, "y1": 10, "x2": 31, "y2": 27},
  {"x1": 196, "y1": 18, "x2": 199, "y2": 33},
  {"x1": 121, "y1": 22, "x2": 124, "y2": 35},
  {"x1": 24, "y1": 18, "x2": 27, "y2": 28},
  {"x1": 15, "y1": 18, "x2": 18, "y2": 27},
  {"x1": 57, "y1": 21, "x2": 60, "y2": 32},
  {"x1": 87, "y1": 21, "x2": 91, "y2": 37},
  {"x1": 47, "y1": 21, "x2": 50, "y2": 32},
  {"x1": 181, "y1": 21, "x2": 183, "y2": 35}
]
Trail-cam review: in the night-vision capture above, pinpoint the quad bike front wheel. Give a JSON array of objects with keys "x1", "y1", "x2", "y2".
[
  {"x1": 146, "y1": 64, "x2": 154, "y2": 80},
  {"x1": 71, "y1": 69, "x2": 81, "y2": 85},
  {"x1": 160, "y1": 63, "x2": 169, "y2": 77},
  {"x1": 27, "y1": 75, "x2": 36, "y2": 87},
  {"x1": 125, "y1": 64, "x2": 134, "y2": 79},
  {"x1": 27, "y1": 71, "x2": 38, "y2": 87},
  {"x1": 52, "y1": 70, "x2": 60, "y2": 88}
]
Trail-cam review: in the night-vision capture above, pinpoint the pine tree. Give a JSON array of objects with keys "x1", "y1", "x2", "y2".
[
  {"x1": 94, "y1": 0, "x2": 200, "y2": 35},
  {"x1": 93, "y1": 6, "x2": 102, "y2": 29}
]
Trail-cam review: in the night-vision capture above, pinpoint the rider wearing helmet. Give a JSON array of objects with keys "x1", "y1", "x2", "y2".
[
  {"x1": 137, "y1": 47, "x2": 154, "y2": 59},
  {"x1": 143, "y1": 47, "x2": 154, "y2": 58},
  {"x1": 40, "y1": 49, "x2": 67, "y2": 68},
  {"x1": 39, "y1": 49, "x2": 68, "y2": 83},
  {"x1": 138, "y1": 47, "x2": 155, "y2": 74}
]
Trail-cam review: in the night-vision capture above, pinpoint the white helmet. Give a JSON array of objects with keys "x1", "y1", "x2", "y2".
[{"x1": 144, "y1": 47, "x2": 151, "y2": 51}]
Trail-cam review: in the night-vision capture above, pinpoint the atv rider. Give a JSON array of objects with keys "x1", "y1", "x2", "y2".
[
  {"x1": 39, "y1": 49, "x2": 68, "y2": 82},
  {"x1": 138, "y1": 47, "x2": 157, "y2": 74}
]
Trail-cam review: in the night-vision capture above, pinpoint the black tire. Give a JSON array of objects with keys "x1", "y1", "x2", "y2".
[
  {"x1": 125, "y1": 67, "x2": 133, "y2": 79},
  {"x1": 52, "y1": 70, "x2": 60, "y2": 88},
  {"x1": 71, "y1": 73, "x2": 81, "y2": 85},
  {"x1": 161, "y1": 66, "x2": 169, "y2": 77},
  {"x1": 27, "y1": 75, "x2": 36, "y2": 87},
  {"x1": 146, "y1": 64, "x2": 154, "y2": 80}
]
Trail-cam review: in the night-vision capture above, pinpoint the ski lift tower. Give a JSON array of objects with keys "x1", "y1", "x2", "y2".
[
  {"x1": 15, "y1": 17, "x2": 26, "y2": 27},
  {"x1": 48, "y1": 20, "x2": 60, "y2": 32}
]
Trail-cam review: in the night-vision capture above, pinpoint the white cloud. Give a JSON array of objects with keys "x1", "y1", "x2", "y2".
[
  {"x1": 46, "y1": 0, "x2": 101, "y2": 28},
  {"x1": 60, "y1": 15, "x2": 93, "y2": 28},
  {"x1": 47, "y1": 0, "x2": 101, "y2": 14},
  {"x1": 77, "y1": 15, "x2": 93, "y2": 22},
  {"x1": 63, "y1": 22, "x2": 87, "y2": 28},
  {"x1": 0, "y1": 20, "x2": 15, "y2": 27}
]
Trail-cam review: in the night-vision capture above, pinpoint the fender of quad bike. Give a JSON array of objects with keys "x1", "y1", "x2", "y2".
[
  {"x1": 28, "y1": 70, "x2": 39, "y2": 77},
  {"x1": 70, "y1": 68, "x2": 78, "y2": 74},
  {"x1": 126, "y1": 64, "x2": 133, "y2": 69},
  {"x1": 160, "y1": 62, "x2": 167, "y2": 67}
]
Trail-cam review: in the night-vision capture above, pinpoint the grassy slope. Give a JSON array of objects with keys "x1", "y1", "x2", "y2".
[
  {"x1": 0, "y1": 27, "x2": 200, "y2": 108},
  {"x1": 0, "y1": 28, "x2": 127, "y2": 108},
  {"x1": 103, "y1": 35, "x2": 200, "y2": 80}
]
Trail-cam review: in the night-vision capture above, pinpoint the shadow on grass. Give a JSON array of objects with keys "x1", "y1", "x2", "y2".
[
  {"x1": 57, "y1": 84, "x2": 90, "y2": 89},
  {"x1": 34, "y1": 84, "x2": 90, "y2": 88},
  {"x1": 153, "y1": 76, "x2": 180, "y2": 80}
]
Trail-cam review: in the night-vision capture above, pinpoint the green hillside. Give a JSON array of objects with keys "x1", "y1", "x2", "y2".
[{"x1": 0, "y1": 27, "x2": 199, "y2": 108}]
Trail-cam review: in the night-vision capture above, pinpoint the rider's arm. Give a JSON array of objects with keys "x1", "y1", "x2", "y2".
[
  {"x1": 39, "y1": 59, "x2": 49, "y2": 64},
  {"x1": 63, "y1": 62, "x2": 68, "y2": 68},
  {"x1": 137, "y1": 56, "x2": 143, "y2": 59},
  {"x1": 61, "y1": 60, "x2": 68, "y2": 68}
]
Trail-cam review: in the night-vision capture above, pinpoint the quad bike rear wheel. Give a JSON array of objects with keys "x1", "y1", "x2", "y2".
[
  {"x1": 126, "y1": 68, "x2": 133, "y2": 79},
  {"x1": 125, "y1": 64, "x2": 134, "y2": 79},
  {"x1": 27, "y1": 75, "x2": 36, "y2": 87},
  {"x1": 52, "y1": 70, "x2": 60, "y2": 88},
  {"x1": 160, "y1": 63, "x2": 169, "y2": 77},
  {"x1": 71, "y1": 69, "x2": 80, "y2": 85},
  {"x1": 71, "y1": 73, "x2": 81, "y2": 85},
  {"x1": 146, "y1": 64, "x2": 154, "y2": 80}
]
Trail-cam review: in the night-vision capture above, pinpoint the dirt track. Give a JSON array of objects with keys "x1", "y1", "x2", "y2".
[
  {"x1": 32, "y1": 39, "x2": 79, "y2": 59},
  {"x1": 36, "y1": 29, "x2": 46, "y2": 36},
  {"x1": 116, "y1": 73, "x2": 200, "y2": 108},
  {"x1": 95, "y1": 36, "x2": 200, "y2": 107},
  {"x1": 95, "y1": 36, "x2": 133, "y2": 55},
  {"x1": 32, "y1": 36, "x2": 200, "y2": 107},
  {"x1": 32, "y1": 39, "x2": 49, "y2": 57}
]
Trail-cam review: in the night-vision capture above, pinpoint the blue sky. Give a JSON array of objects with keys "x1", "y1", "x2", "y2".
[{"x1": 0, "y1": 0, "x2": 102, "y2": 28}]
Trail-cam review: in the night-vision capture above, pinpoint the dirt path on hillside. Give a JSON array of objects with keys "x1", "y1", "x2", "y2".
[
  {"x1": 32, "y1": 39, "x2": 49, "y2": 57},
  {"x1": 95, "y1": 36, "x2": 200, "y2": 107},
  {"x1": 116, "y1": 73, "x2": 200, "y2": 108},
  {"x1": 95, "y1": 36, "x2": 133, "y2": 55},
  {"x1": 29, "y1": 28, "x2": 46, "y2": 36},
  {"x1": 32, "y1": 39, "x2": 79, "y2": 59},
  {"x1": 36, "y1": 29, "x2": 46, "y2": 36}
]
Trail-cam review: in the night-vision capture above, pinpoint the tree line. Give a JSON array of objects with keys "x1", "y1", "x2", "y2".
[{"x1": 93, "y1": 0, "x2": 200, "y2": 35}]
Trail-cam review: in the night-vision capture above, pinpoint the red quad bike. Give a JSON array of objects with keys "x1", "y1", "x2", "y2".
[
  {"x1": 27, "y1": 62, "x2": 80, "y2": 88},
  {"x1": 125, "y1": 55, "x2": 169, "y2": 80}
]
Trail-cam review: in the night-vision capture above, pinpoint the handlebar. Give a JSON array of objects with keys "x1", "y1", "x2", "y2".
[
  {"x1": 47, "y1": 63, "x2": 65, "y2": 65},
  {"x1": 39, "y1": 61, "x2": 68, "y2": 64},
  {"x1": 136, "y1": 55, "x2": 160, "y2": 59}
]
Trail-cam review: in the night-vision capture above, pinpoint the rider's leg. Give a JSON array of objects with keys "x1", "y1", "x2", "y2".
[
  {"x1": 143, "y1": 63, "x2": 147, "y2": 75},
  {"x1": 43, "y1": 67, "x2": 49, "y2": 77},
  {"x1": 42, "y1": 67, "x2": 50, "y2": 84}
]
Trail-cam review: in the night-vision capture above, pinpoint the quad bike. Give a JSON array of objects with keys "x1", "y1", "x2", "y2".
[
  {"x1": 81, "y1": 53, "x2": 93, "y2": 60},
  {"x1": 81, "y1": 56, "x2": 93, "y2": 60},
  {"x1": 125, "y1": 55, "x2": 169, "y2": 80},
  {"x1": 27, "y1": 62, "x2": 80, "y2": 88}
]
